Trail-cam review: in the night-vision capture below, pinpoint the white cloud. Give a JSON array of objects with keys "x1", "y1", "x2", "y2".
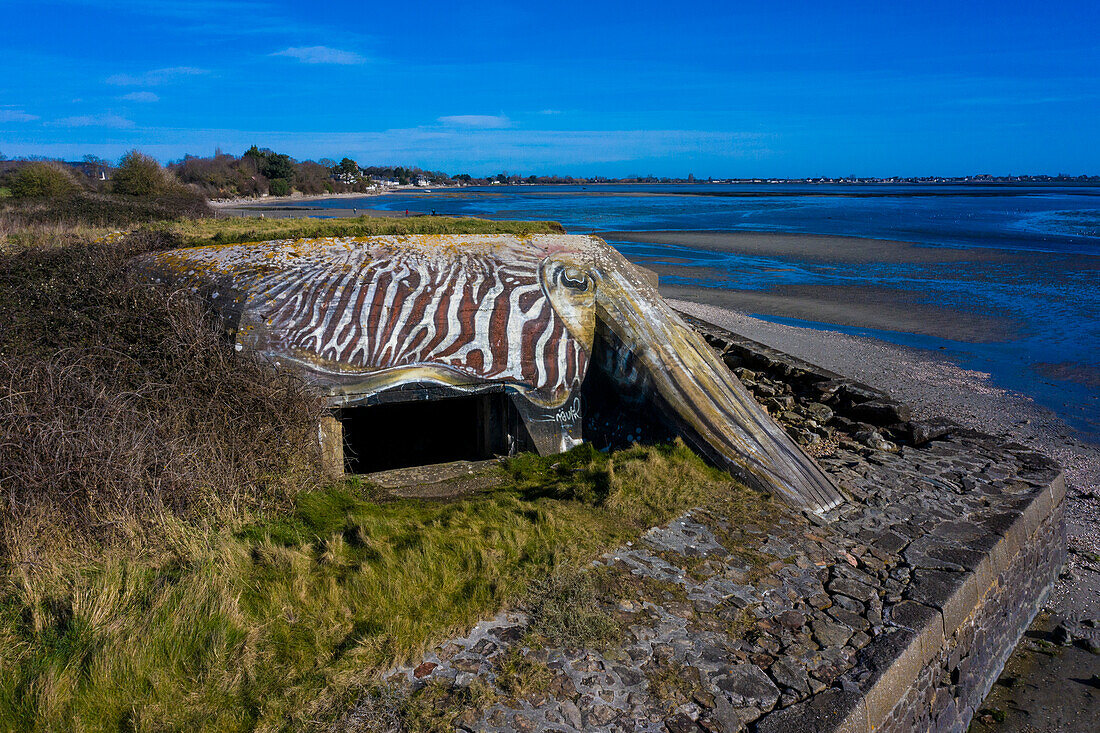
[
  {"x1": 0, "y1": 109, "x2": 39, "y2": 122},
  {"x1": 47, "y1": 114, "x2": 135, "y2": 129},
  {"x1": 121, "y1": 91, "x2": 160, "y2": 103},
  {"x1": 271, "y1": 46, "x2": 367, "y2": 65},
  {"x1": 537, "y1": 109, "x2": 563, "y2": 115},
  {"x1": 438, "y1": 115, "x2": 512, "y2": 129},
  {"x1": 106, "y1": 67, "x2": 209, "y2": 87}
]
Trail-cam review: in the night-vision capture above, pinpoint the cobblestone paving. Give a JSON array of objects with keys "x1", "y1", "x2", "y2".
[{"x1": 346, "y1": 323, "x2": 1063, "y2": 732}]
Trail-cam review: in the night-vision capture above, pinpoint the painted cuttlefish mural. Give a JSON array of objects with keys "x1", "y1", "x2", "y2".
[{"x1": 137, "y1": 233, "x2": 842, "y2": 513}]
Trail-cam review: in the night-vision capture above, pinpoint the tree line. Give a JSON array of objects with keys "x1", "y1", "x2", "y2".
[{"x1": 1, "y1": 148, "x2": 516, "y2": 201}]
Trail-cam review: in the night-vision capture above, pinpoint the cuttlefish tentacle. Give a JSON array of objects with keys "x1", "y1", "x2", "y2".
[{"x1": 589, "y1": 247, "x2": 843, "y2": 513}]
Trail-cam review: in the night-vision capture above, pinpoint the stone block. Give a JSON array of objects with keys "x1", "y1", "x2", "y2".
[
  {"x1": 1049, "y1": 471, "x2": 1066, "y2": 508},
  {"x1": 856, "y1": 627, "x2": 926, "y2": 727},
  {"x1": 753, "y1": 688, "x2": 869, "y2": 733},
  {"x1": 987, "y1": 528, "x2": 1018, "y2": 581},
  {"x1": 904, "y1": 569, "x2": 985, "y2": 639},
  {"x1": 837, "y1": 382, "x2": 887, "y2": 407},
  {"x1": 1018, "y1": 484, "x2": 1053, "y2": 541},
  {"x1": 888, "y1": 600, "x2": 945, "y2": 665},
  {"x1": 318, "y1": 413, "x2": 344, "y2": 477},
  {"x1": 849, "y1": 399, "x2": 912, "y2": 426},
  {"x1": 906, "y1": 417, "x2": 956, "y2": 446},
  {"x1": 980, "y1": 511, "x2": 1028, "y2": 579}
]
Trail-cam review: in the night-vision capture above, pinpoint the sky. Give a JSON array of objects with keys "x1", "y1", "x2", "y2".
[{"x1": 1, "y1": 0, "x2": 1098, "y2": 177}]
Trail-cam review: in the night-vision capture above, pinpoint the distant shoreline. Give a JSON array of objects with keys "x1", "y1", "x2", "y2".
[
  {"x1": 211, "y1": 190, "x2": 402, "y2": 219},
  {"x1": 209, "y1": 180, "x2": 1100, "y2": 213},
  {"x1": 209, "y1": 190, "x2": 395, "y2": 207}
]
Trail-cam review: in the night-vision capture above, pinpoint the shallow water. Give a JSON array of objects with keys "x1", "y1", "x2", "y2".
[{"x1": 300, "y1": 184, "x2": 1100, "y2": 439}]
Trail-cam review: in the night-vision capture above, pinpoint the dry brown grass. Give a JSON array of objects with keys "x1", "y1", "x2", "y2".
[
  {"x1": 0, "y1": 189, "x2": 211, "y2": 229},
  {"x1": 0, "y1": 210, "x2": 109, "y2": 255},
  {"x1": 0, "y1": 227, "x2": 325, "y2": 548}
]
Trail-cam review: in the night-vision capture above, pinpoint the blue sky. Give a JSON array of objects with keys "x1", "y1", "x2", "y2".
[{"x1": 1, "y1": 1, "x2": 1098, "y2": 176}]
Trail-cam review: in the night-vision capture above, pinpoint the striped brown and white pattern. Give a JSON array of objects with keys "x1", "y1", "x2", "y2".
[{"x1": 145, "y1": 235, "x2": 592, "y2": 407}]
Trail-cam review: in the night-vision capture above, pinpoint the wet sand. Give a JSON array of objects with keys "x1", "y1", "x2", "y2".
[
  {"x1": 658, "y1": 280, "x2": 1016, "y2": 342},
  {"x1": 602, "y1": 230, "x2": 1026, "y2": 264},
  {"x1": 606, "y1": 229, "x2": 1029, "y2": 341}
]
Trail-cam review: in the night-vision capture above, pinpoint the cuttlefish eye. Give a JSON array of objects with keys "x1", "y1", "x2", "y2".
[{"x1": 558, "y1": 266, "x2": 590, "y2": 292}]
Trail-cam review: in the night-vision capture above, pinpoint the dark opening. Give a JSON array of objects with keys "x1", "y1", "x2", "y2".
[
  {"x1": 341, "y1": 392, "x2": 532, "y2": 473},
  {"x1": 581, "y1": 330, "x2": 677, "y2": 452}
]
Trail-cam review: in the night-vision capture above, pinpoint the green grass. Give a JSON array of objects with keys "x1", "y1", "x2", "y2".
[
  {"x1": 0, "y1": 441, "x2": 732, "y2": 732},
  {"x1": 494, "y1": 647, "x2": 555, "y2": 701},
  {"x1": 159, "y1": 214, "x2": 564, "y2": 247},
  {"x1": 523, "y1": 568, "x2": 621, "y2": 649}
]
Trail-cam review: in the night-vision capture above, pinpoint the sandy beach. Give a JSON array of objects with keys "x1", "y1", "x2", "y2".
[{"x1": 211, "y1": 191, "x2": 403, "y2": 219}]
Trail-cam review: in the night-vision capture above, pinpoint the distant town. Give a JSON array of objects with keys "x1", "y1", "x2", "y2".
[{"x1": 1, "y1": 148, "x2": 1097, "y2": 201}]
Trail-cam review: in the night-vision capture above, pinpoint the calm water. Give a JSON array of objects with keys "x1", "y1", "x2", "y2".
[{"x1": 301, "y1": 184, "x2": 1100, "y2": 438}]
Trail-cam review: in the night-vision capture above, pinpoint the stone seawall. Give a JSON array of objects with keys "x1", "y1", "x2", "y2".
[
  {"x1": 685, "y1": 315, "x2": 1068, "y2": 733},
  {"x1": 355, "y1": 315, "x2": 1067, "y2": 733},
  {"x1": 879, "y1": 498, "x2": 1064, "y2": 733}
]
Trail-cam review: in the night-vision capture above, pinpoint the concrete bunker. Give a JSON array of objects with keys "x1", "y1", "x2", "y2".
[{"x1": 138, "y1": 233, "x2": 842, "y2": 513}]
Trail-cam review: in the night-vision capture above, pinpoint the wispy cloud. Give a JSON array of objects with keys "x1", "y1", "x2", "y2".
[
  {"x1": 106, "y1": 67, "x2": 209, "y2": 87},
  {"x1": 47, "y1": 113, "x2": 135, "y2": 129},
  {"x1": 0, "y1": 108, "x2": 39, "y2": 122},
  {"x1": 537, "y1": 109, "x2": 564, "y2": 115},
  {"x1": 120, "y1": 91, "x2": 160, "y2": 103},
  {"x1": 271, "y1": 46, "x2": 367, "y2": 65},
  {"x1": 438, "y1": 115, "x2": 512, "y2": 129}
]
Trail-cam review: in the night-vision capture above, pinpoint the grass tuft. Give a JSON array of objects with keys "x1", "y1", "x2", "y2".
[
  {"x1": 494, "y1": 647, "x2": 555, "y2": 701},
  {"x1": 524, "y1": 569, "x2": 620, "y2": 649},
  {"x1": 158, "y1": 214, "x2": 564, "y2": 247}
]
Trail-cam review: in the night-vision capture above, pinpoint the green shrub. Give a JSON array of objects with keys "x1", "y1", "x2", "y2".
[
  {"x1": 269, "y1": 177, "x2": 291, "y2": 196},
  {"x1": 9, "y1": 163, "x2": 76, "y2": 198},
  {"x1": 112, "y1": 150, "x2": 175, "y2": 196}
]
